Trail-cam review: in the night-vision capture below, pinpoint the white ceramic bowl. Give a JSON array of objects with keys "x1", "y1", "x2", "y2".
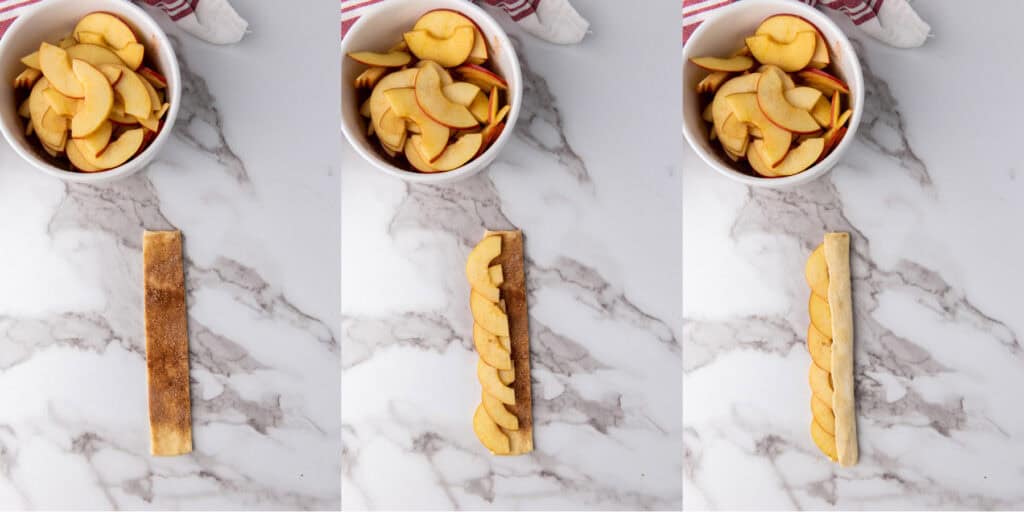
[
  {"x1": 0, "y1": 0, "x2": 181, "y2": 183},
  {"x1": 341, "y1": 0, "x2": 522, "y2": 183},
  {"x1": 683, "y1": 0, "x2": 864, "y2": 188}
]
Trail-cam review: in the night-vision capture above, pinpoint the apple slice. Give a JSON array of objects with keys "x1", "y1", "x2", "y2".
[
  {"x1": 498, "y1": 367, "x2": 515, "y2": 385},
  {"x1": 430, "y1": 133, "x2": 482, "y2": 171},
  {"x1": 769, "y1": 137, "x2": 824, "y2": 176},
  {"x1": 465, "y1": 235, "x2": 501, "y2": 302},
  {"x1": 72, "y1": 128, "x2": 144, "y2": 170},
  {"x1": 139, "y1": 66, "x2": 167, "y2": 88},
  {"x1": 696, "y1": 71, "x2": 730, "y2": 94},
  {"x1": 471, "y1": 289, "x2": 509, "y2": 336},
  {"x1": 726, "y1": 93, "x2": 791, "y2": 165},
  {"x1": 690, "y1": 56, "x2": 754, "y2": 72},
  {"x1": 108, "y1": 101, "x2": 137, "y2": 125},
  {"x1": 809, "y1": 363, "x2": 833, "y2": 408},
  {"x1": 18, "y1": 98, "x2": 31, "y2": 119},
  {"x1": 66, "y1": 138, "x2": 103, "y2": 172},
  {"x1": 403, "y1": 139, "x2": 437, "y2": 173},
  {"x1": 114, "y1": 43, "x2": 144, "y2": 70},
  {"x1": 474, "y1": 323, "x2": 513, "y2": 370},
  {"x1": 377, "y1": 109, "x2": 407, "y2": 150},
  {"x1": 807, "y1": 323, "x2": 833, "y2": 372},
  {"x1": 442, "y1": 82, "x2": 481, "y2": 106},
  {"x1": 66, "y1": 43, "x2": 124, "y2": 68},
  {"x1": 745, "y1": 31, "x2": 816, "y2": 72},
  {"x1": 810, "y1": 96, "x2": 831, "y2": 127},
  {"x1": 835, "y1": 109, "x2": 852, "y2": 130},
  {"x1": 414, "y1": 64, "x2": 478, "y2": 129},
  {"x1": 384, "y1": 88, "x2": 450, "y2": 160},
  {"x1": 102, "y1": 65, "x2": 150, "y2": 117},
  {"x1": 811, "y1": 418, "x2": 838, "y2": 461},
  {"x1": 13, "y1": 68, "x2": 41, "y2": 89},
  {"x1": 73, "y1": 120, "x2": 112, "y2": 156},
  {"x1": 718, "y1": 113, "x2": 748, "y2": 154},
  {"x1": 805, "y1": 243, "x2": 829, "y2": 299},
  {"x1": 798, "y1": 68, "x2": 850, "y2": 95},
  {"x1": 404, "y1": 26, "x2": 475, "y2": 68},
  {"x1": 416, "y1": 60, "x2": 454, "y2": 86},
  {"x1": 480, "y1": 121, "x2": 505, "y2": 155},
  {"x1": 811, "y1": 396, "x2": 836, "y2": 436},
  {"x1": 756, "y1": 70, "x2": 819, "y2": 134},
  {"x1": 28, "y1": 79, "x2": 67, "y2": 149},
  {"x1": 368, "y1": 68, "x2": 418, "y2": 142},
  {"x1": 74, "y1": 13, "x2": 138, "y2": 49},
  {"x1": 711, "y1": 73, "x2": 760, "y2": 151},
  {"x1": 75, "y1": 31, "x2": 107, "y2": 47},
  {"x1": 42, "y1": 88, "x2": 79, "y2": 117},
  {"x1": 809, "y1": 292, "x2": 832, "y2": 339},
  {"x1": 347, "y1": 51, "x2": 412, "y2": 67},
  {"x1": 473, "y1": 403, "x2": 511, "y2": 455},
  {"x1": 755, "y1": 14, "x2": 830, "y2": 68},
  {"x1": 829, "y1": 91, "x2": 841, "y2": 127},
  {"x1": 478, "y1": 359, "x2": 515, "y2": 404},
  {"x1": 70, "y1": 60, "x2": 114, "y2": 137},
  {"x1": 481, "y1": 392, "x2": 518, "y2": 430},
  {"x1": 487, "y1": 87, "x2": 499, "y2": 123},
  {"x1": 21, "y1": 51, "x2": 40, "y2": 70},
  {"x1": 39, "y1": 43, "x2": 85, "y2": 98},
  {"x1": 784, "y1": 87, "x2": 823, "y2": 111},
  {"x1": 757, "y1": 64, "x2": 795, "y2": 90},
  {"x1": 138, "y1": 70, "x2": 162, "y2": 111},
  {"x1": 413, "y1": 9, "x2": 488, "y2": 65},
  {"x1": 455, "y1": 64, "x2": 507, "y2": 91},
  {"x1": 469, "y1": 93, "x2": 489, "y2": 122}
]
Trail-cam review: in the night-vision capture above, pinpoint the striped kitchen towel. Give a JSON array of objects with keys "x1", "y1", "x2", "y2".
[
  {"x1": 684, "y1": 0, "x2": 930, "y2": 48},
  {"x1": 0, "y1": 0, "x2": 247, "y2": 44},
  {"x1": 342, "y1": 0, "x2": 589, "y2": 45}
]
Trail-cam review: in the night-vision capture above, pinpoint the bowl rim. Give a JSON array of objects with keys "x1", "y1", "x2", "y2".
[
  {"x1": 0, "y1": 0, "x2": 182, "y2": 183},
  {"x1": 682, "y1": 0, "x2": 865, "y2": 188},
  {"x1": 340, "y1": 0, "x2": 523, "y2": 183}
]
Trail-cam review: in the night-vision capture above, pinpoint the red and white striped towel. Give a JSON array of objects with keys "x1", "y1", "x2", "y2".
[
  {"x1": 342, "y1": 0, "x2": 589, "y2": 45},
  {"x1": 684, "y1": 0, "x2": 929, "y2": 48},
  {"x1": 0, "y1": 0, "x2": 247, "y2": 44}
]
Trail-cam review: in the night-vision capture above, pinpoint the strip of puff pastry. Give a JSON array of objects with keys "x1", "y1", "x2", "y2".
[
  {"x1": 143, "y1": 231, "x2": 193, "y2": 456},
  {"x1": 824, "y1": 232, "x2": 857, "y2": 466}
]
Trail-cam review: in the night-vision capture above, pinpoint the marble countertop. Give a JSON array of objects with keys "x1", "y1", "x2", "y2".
[
  {"x1": 0, "y1": 3, "x2": 339, "y2": 509},
  {"x1": 683, "y1": 2, "x2": 1024, "y2": 509},
  {"x1": 341, "y1": 2, "x2": 682, "y2": 510}
]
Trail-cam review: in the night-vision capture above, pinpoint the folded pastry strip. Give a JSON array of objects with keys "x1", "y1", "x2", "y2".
[{"x1": 805, "y1": 232, "x2": 857, "y2": 466}]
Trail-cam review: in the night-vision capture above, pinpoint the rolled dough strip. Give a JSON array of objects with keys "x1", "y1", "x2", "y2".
[
  {"x1": 485, "y1": 230, "x2": 533, "y2": 455},
  {"x1": 824, "y1": 232, "x2": 857, "y2": 466},
  {"x1": 143, "y1": 230, "x2": 193, "y2": 456}
]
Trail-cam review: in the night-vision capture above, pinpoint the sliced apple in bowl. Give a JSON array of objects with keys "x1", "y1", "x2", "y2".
[
  {"x1": 404, "y1": 26, "x2": 475, "y2": 68},
  {"x1": 745, "y1": 31, "x2": 816, "y2": 72},
  {"x1": 347, "y1": 51, "x2": 412, "y2": 67},
  {"x1": 70, "y1": 59, "x2": 114, "y2": 137},
  {"x1": 756, "y1": 71, "x2": 819, "y2": 134},
  {"x1": 727, "y1": 93, "x2": 792, "y2": 166},
  {"x1": 414, "y1": 64, "x2": 478, "y2": 129},
  {"x1": 413, "y1": 9, "x2": 488, "y2": 65},
  {"x1": 384, "y1": 87, "x2": 450, "y2": 160},
  {"x1": 689, "y1": 56, "x2": 754, "y2": 72}
]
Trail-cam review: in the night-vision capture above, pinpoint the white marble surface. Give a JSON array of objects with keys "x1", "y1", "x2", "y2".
[
  {"x1": 683, "y1": 2, "x2": 1024, "y2": 509},
  {"x1": 341, "y1": 2, "x2": 682, "y2": 509},
  {"x1": 0, "y1": 3, "x2": 340, "y2": 509}
]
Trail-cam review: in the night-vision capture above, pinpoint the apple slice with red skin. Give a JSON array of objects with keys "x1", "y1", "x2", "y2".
[
  {"x1": 404, "y1": 137, "x2": 438, "y2": 173},
  {"x1": 404, "y1": 26, "x2": 475, "y2": 68},
  {"x1": 66, "y1": 44, "x2": 123, "y2": 68},
  {"x1": 39, "y1": 43, "x2": 85, "y2": 98},
  {"x1": 415, "y1": 64, "x2": 478, "y2": 129},
  {"x1": 74, "y1": 13, "x2": 137, "y2": 49},
  {"x1": 441, "y1": 82, "x2": 481, "y2": 106},
  {"x1": 745, "y1": 31, "x2": 816, "y2": 72},
  {"x1": 139, "y1": 67, "x2": 167, "y2": 88},
  {"x1": 718, "y1": 113, "x2": 748, "y2": 154},
  {"x1": 798, "y1": 68, "x2": 850, "y2": 95},
  {"x1": 756, "y1": 71, "x2": 820, "y2": 134},
  {"x1": 696, "y1": 71, "x2": 729, "y2": 94},
  {"x1": 73, "y1": 120, "x2": 112, "y2": 156},
  {"x1": 758, "y1": 64, "x2": 795, "y2": 90},
  {"x1": 727, "y1": 93, "x2": 791, "y2": 166},
  {"x1": 103, "y1": 64, "x2": 151, "y2": 118},
  {"x1": 479, "y1": 121, "x2": 504, "y2": 156},
  {"x1": 430, "y1": 133, "x2": 482, "y2": 170},
  {"x1": 70, "y1": 59, "x2": 114, "y2": 137},
  {"x1": 346, "y1": 51, "x2": 412, "y2": 67},
  {"x1": 755, "y1": 14, "x2": 829, "y2": 69},
  {"x1": 820, "y1": 125, "x2": 847, "y2": 162},
  {"x1": 830, "y1": 91, "x2": 841, "y2": 127},
  {"x1": 73, "y1": 127, "x2": 145, "y2": 170},
  {"x1": 711, "y1": 73, "x2": 760, "y2": 152},
  {"x1": 469, "y1": 93, "x2": 489, "y2": 122},
  {"x1": 811, "y1": 96, "x2": 831, "y2": 127},
  {"x1": 455, "y1": 64, "x2": 507, "y2": 91},
  {"x1": 752, "y1": 137, "x2": 825, "y2": 177},
  {"x1": 413, "y1": 9, "x2": 488, "y2": 65},
  {"x1": 384, "y1": 87, "x2": 450, "y2": 161},
  {"x1": 783, "y1": 87, "x2": 823, "y2": 111},
  {"x1": 487, "y1": 87, "x2": 499, "y2": 123},
  {"x1": 66, "y1": 138, "x2": 103, "y2": 172},
  {"x1": 690, "y1": 56, "x2": 754, "y2": 72},
  {"x1": 416, "y1": 60, "x2": 454, "y2": 86}
]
